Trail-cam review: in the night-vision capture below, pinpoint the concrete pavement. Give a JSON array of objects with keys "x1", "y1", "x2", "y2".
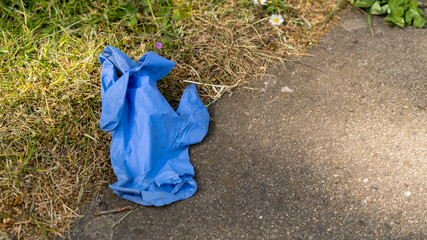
[{"x1": 68, "y1": 7, "x2": 427, "y2": 240}]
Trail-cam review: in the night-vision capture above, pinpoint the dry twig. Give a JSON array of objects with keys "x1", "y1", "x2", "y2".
[{"x1": 93, "y1": 206, "x2": 133, "y2": 217}]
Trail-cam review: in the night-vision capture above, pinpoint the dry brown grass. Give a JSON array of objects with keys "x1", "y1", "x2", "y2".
[{"x1": 0, "y1": 0, "x2": 346, "y2": 238}]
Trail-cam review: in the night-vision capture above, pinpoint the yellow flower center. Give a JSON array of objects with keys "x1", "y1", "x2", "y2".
[{"x1": 273, "y1": 18, "x2": 279, "y2": 23}]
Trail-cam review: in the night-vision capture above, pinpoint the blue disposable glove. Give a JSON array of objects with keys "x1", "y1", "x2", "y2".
[{"x1": 99, "y1": 46, "x2": 209, "y2": 206}]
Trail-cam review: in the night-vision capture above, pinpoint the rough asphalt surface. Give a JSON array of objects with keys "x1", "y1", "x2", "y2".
[{"x1": 68, "y1": 8, "x2": 427, "y2": 240}]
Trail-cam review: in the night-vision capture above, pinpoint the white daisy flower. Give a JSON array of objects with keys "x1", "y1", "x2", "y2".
[
  {"x1": 253, "y1": 0, "x2": 267, "y2": 5},
  {"x1": 269, "y1": 14, "x2": 284, "y2": 26}
]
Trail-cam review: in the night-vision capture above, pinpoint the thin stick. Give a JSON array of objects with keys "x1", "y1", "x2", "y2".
[
  {"x1": 17, "y1": 224, "x2": 21, "y2": 240},
  {"x1": 93, "y1": 206, "x2": 133, "y2": 217},
  {"x1": 112, "y1": 207, "x2": 136, "y2": 227},
  {"x1": 300, "y1": 15, "x2": 312, "y2": 27}
]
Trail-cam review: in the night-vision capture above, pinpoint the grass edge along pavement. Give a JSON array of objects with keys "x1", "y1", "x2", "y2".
[{"x1": 0, "y1": 0, "x2": 344, "y2": 238}]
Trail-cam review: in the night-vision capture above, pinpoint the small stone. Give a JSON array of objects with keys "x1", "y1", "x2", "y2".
[
  {"x1": 363, "y1": 178, "x2": 369, "y2": 183},
  {"x1": 281, "y1": 86, "x2": 294, "y2": 92},
  {"x1": 404, "y1": 191, "x2": 411, "y2": 197},
  {"x1": 258, "y1": 216, "x2": 263, "y2": 219}
]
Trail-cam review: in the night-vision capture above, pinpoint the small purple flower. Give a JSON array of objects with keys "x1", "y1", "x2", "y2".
[{"x1": 155, "y1": 42, "x2": 162, "y2": 49}]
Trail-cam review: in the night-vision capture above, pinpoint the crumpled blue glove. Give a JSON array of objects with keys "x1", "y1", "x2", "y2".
[{"x1": 99, "y1": 46, "x2": 209, "y2": 206}]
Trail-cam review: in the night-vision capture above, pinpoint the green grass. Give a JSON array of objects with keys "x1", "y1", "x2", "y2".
[{"x1": 0, "y1": 0, "x2": 343, "y2": 238}]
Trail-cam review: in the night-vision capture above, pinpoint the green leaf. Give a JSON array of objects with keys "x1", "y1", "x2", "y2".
[
  {"x1": 371, "y1": 1, "x2": 388, "y2": 15},
  {"x1": 158, "y1": 7, "x2": 171, "y2": 17},
  {"x1": 125, "y1": 3, "x2": 138, "y2": 15},
  {"x1": 384, "y1": 0, "x2": 406, "y2": 28},
  {"x1": 354, "y1": 0, "x2": 375, "y2": 8},
  {"x1": 404, "y1": 0, "x2": 426, "y2": 28},
  {"x1": 161, "y1": 17, "x2": 170, "y2": 28},
  {"x1": 171, "y1": 10, "x2": 182, "y2": 21},
  {"x1": 266, "y1": 6, "x2": 276, "y2": 13},
  {"x1": 240, "y1": 0, "x2": 252, "y2": 8},
  {"x1": 127, "y1": 16, "x2": 138, "y2": 27},
  {"x1": 171, "y1": 9, "x2": 189, "y2": 21}
]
